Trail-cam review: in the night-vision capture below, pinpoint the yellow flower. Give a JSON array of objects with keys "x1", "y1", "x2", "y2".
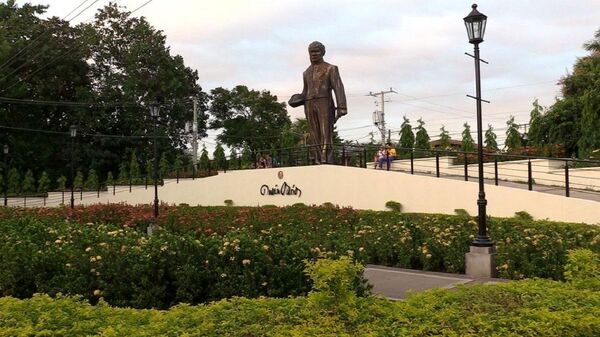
[
  {"x1": 85, "y1": 247, "x2": 92, "y2": 252},
  {"x1": 262, "y1": 245, "x2": 269, "y2": 252},
  {"x1": 93, "y1": 289, "x2": 102, "y2": 297},
  {"x1": 242, "y1": 259, "x2": 251, "y2": 266}
]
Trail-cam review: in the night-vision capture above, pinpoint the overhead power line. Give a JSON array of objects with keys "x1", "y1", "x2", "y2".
[
  {"x1": 130, "y1": 0, "x2": 155, "y2": 14},
  {"x1": 0, "y1": 0, "x2": 135, "y2": 94},
  {"x1": 0, "y1": 0, "x2": 101, "y2": 75},
  {"x1": 0, "y1": 124, "x2": 170, "y2": 139}
]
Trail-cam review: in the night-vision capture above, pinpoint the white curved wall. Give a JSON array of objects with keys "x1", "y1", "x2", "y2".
[{"x1": 51, "y1": 165, "x2": 599, "y2": 224}]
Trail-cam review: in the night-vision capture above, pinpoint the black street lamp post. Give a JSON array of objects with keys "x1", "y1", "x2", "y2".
[
  {"x1": 464, "y1": 4, "x2": 494, "y2": 248},
  {"x1": 70, "y1": 125, "x2": 77, "y2": 209},
  {"x1": 3, "y1": 145, "x2": 8, "y2": 206},
  {"x1": 150, "y1": 103, "x2": 160, "y2": 218}
]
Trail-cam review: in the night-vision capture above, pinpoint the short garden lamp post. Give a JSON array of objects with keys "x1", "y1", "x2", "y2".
[
  {"x1": 69, "y1": 125, "x2": 77, "y2": 209},
  {"x1": 150, "y1": 103, "x2": 160, "y2": 218},
  {"x1": 464, "y1": 4, "x2": 496, "y2": 278},
  {"x1": 3, "y1": 145, "x2": 8, "y2": 206}
]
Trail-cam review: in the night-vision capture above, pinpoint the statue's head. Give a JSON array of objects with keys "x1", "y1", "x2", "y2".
[{"x1": 308, "y1": 41, "x2": 325, "y2": 64}]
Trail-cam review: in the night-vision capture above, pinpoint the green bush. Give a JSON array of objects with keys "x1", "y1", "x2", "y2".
[
  {"x1": 0, "y1": 277, "x2": 598, "y2": 336},
  {"x1": 514, "y1": 210, "x2": 534, "y2": 221},
  {"x1": 564, "y1": 249, "x2": 600, "y2": 290},
  {"x1": 385, "y1": 200, "x2": 402, "y2": 212},
  {"x1": 0, "y1": 205, "x2": 598, "y2": 309},
  {"x1": 304, "y1": 256, "x2": 365, "y2": 320}
]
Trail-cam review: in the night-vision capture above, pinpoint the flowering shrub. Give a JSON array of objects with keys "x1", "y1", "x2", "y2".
[
  {"x1": 0, "y1": 204, "x2": 598, "y2": 308},
  {"x1": 0, "y1": 276, "x2": 598, "y2": 336}
]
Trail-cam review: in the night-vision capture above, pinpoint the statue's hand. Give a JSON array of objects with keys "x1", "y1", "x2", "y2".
[{"x1": 335, "y1": 108, "x2": 347, "y2": 122}]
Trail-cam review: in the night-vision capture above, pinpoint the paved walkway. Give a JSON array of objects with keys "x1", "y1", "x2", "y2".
[
  {"x1": 364, "y1": 265, "x2": 506, "y2": 300},
  {"x1": 383, "y1": 168, "x2": 600, "y2": 202}
]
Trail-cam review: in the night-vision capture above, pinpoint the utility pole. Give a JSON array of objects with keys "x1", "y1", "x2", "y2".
[
  {"x1": 192, "y1": 98, "x2": 199, "y2": 166},
  {"x1": 369, "y1": 88, "x2": 397, "y2": 145}
]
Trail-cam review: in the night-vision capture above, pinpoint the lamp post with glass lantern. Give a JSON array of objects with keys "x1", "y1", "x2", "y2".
[
  {"x1": 464, "y1": 4, "x2": 496, "y2": 277},
  {"x1": 69, "y1": 125, "x2": 77, "y2": 209},
  {"x1": 150, "y1": 103, "x2": 160, "y2": 218}
]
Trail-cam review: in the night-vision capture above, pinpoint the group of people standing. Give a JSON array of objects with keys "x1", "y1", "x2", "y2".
[{"x1": 374, "y1": 142, "x2": 397, "y2": 169}]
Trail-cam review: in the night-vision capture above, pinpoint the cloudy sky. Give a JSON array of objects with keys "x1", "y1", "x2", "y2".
[{"x1": 24, "y1": 0, "x2": 600, "y2": 152}]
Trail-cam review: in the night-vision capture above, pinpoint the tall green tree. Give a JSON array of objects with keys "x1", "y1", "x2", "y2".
[
  {"x1": 229, "y1": 150, "x2": 238, "y2": 168},
  {"x1": 461, "y1": 123, "x2": 475, "y2": 153},
  {"x1": 85, "y1": 168, "x2": 99, "y2": 190},
  {"x1": 414, "y1": 118, "x2": 430, "y2": 149},
  {"x1": 484, "y1": 124, "x2": 498, "y2": 152},
  {"x1": 399, "y1": 116, "x2": 415, "y2": 148},
  {"x1": 438, "y1": 126, "x2": 451, "y2": 150},
  {"x1": 527, "y1": 99, "x2": 548, "y2": 147},
  {"x1": 56, "y1": 175, "x2": 67, "y2": 191},
  {"x1": 0, "y1": 2, "x2": 208, "y2": 182},
  {"x1": 209, "y1": 85, "x2": 290, "y2": 154},
  {"x1": 21, "y1": 169, "x2": 35, "y2": 194},
  {"x1": 118, "y1": 162, "x2": 128, "y2": 183},
  {"x1": 528, "y1": 28, "x2": 600, "y2": 157},
  {"x1": 173, "y1": 154, "x2": 183, "y2": 175},
  {"x1": 241, "y1": 143, "x2": 253, "y2": 168},
  {"x1": 213, "y1": 142, "x2": 227, "y2": 171},
  {"x1": 505, "y1": 116, "x2": 522, "y2": 153},
  {"x1": 80, "y1": 3, "x2": 208, "y2": 175},
  {"x1": 0, "y1": 1, "x2": 92, "y2": 180},
  {"x1": 577, "y1": 91, "x2": 600, "y2": 158},
  {"x1": 7, "y1": 168, "x2": 20, "y2": 194},
  {"x1": 199, "y1": 145, "x2": 209, "y2": 171},
  {"x1": 37, "y1": 171, "x2": 50, "y2": 193},
  {"x1": 129, "y1": 152, "x2": 140, "y2": 181},
  {"x1": 145, "y1": 161, "x2": 153, "y2": 181},
  {"x1": 106, "y1": 171, "x2": 114, "y2": 188},
  {"x1": 159, "y1": 153, "x2": 169, "y2": 179},
  {"x1": 73, "y1": 170, "x2": 84, "y2": 190},
  {"x1": 279, "y1": 123, "x2": 299, "y2": 149}
]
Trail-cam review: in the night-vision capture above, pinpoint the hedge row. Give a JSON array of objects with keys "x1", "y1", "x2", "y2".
[
  {"x1": 0, "y1": 204, "x2": 598, "y2": 308},
  {"x1": 0, "y1": 259, "x2": 598, "y2": 336}
]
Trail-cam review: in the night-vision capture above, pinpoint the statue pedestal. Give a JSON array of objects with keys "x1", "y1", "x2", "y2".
[{"x1": 465, "y1": 245, "x2": 497, "y2": 278}]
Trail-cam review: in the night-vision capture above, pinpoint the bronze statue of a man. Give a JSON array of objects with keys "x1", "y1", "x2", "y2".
[{"x1": 289, "y1": 41, "x2": 347, "y2": 164}]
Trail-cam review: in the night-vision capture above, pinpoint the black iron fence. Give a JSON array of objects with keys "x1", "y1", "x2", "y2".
[
  {"x1": 252, "y1": 144, "x2": 600, "y2": 199},
  {"x1": 4, "y1": 143, "x2": 600, "y2": 208}
]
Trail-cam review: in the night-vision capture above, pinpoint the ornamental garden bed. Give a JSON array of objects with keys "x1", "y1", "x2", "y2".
[{"x1": 0, "y1": 204, "x2": 598, "y2": 309}]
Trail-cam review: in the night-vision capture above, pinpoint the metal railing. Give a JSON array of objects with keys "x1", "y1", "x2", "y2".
[
  {"x1": 251, "y1": 144, "x2": 600, "y2": 199},
  {"x1": 4, "y1": 143, "x2": 600, "y2": 208}
]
